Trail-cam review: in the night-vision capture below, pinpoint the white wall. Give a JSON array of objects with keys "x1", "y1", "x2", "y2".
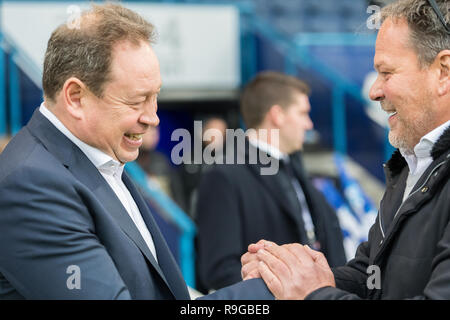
[{"x1": 2, "y1": 1, "x2": 241, "y2": 92}]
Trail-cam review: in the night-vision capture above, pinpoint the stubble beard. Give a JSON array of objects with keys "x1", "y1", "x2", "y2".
[{"x1": 387, "y1": 101, "x2": 434, "y2": 154}]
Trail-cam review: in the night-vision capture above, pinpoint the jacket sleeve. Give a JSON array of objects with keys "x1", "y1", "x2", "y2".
[
  {"x1": 195, "y1": 167, "x2": 244, "y2": 291},
  {"x1": 307, "y1": 216, "x2": 450, "y2": 300},
  {"x1": 198, "y1": 278, "x2": 274, "y2": 300},
  {"x1": 306, "y1": 217, "x2": 379, "y2": 300},
  {"x1": 417, "y1": 218, "x2": 450, "y2": 300},
  {"x1": 0, "y1": 166, "x2": 132, "y2": 299}
]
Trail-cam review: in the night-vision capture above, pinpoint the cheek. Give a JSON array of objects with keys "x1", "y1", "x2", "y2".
[
  {"x1": 92, "y1": 116, "x2": 127, "y2": 143},
  {"x1": 382, "y1": 81, "x2": 397, "y2": 101},
  {"x1": 119, "y1": 114, "x2": 143, "y2": 134},
  {"x1": 296, "y1": 117, "x2": 308, "y2": 131}
]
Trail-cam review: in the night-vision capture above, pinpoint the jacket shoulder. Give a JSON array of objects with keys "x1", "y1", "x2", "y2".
[{"x1": 0, "y1": 128, "x2": 72, "y2": 187}]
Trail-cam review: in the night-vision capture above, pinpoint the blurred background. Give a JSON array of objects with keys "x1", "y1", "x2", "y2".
[{"x1": 0, "y1": 0, "x2": 396, "y2": 292}]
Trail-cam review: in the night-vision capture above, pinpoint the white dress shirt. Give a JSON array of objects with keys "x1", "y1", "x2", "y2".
[
  {"x1": 39, "y1": 103, "x2": 158, "y2": 262},
  {"x1": 401, "y1": 120, "x2": 450, "y2": 202}
]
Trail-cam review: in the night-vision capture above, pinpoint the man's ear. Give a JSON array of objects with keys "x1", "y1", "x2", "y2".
[
  {"x1": 267, "y1": 105, "x2": 284, "y2": 127},
  {"x1": 436, "y1": 50, "x2": 450, "y2": 96},
  {"x1": 62, "y1": 77, "x2": 86, "y2": 120}
]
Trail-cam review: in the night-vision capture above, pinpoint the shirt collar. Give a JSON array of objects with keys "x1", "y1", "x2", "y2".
[
  {"x1": 39, "y1": 102, "x2": 123, "y2": 176},
  {"x1": 400, "y1": 120, "x2": 450, "y2": 172},
  {"x1": 248, "y1": 137, "x2": 287, "y2": 160},
  {"x1": 98, "y1": 160, "x2": 124, "y2": 177}
]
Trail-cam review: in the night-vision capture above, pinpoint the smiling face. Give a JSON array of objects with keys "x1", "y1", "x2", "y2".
[
  {"x1": 369, "y1": 18, "x2": 439, "y2": 153},
  {"x1": 79, "y1": 40, "x2": 161, "y2": 163}
]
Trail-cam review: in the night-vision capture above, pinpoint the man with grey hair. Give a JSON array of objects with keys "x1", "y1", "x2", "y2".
[
  {"x1": 241, "y1": 0, "x2": 450, "y2": 299},
  {"x1": 0, "y1": 3, "x2": 270, "y2": 300}
]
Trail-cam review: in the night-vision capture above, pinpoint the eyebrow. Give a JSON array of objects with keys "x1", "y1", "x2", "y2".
[
  {"x1": 374, "y1": 62, "x2": 389, "y2": 71},
  {"x1": 132, "y1": 87, "x2": 162, "y2": 97}
]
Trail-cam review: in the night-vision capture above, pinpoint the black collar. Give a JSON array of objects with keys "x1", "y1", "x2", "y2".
[{"x1": 386, "y1": 126, "x2": 450, "y2": 177}]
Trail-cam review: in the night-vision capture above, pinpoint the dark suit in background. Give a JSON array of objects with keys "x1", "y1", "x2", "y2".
[{"x1": 195, "y1": 140, "x2": 346, "y2": 292}]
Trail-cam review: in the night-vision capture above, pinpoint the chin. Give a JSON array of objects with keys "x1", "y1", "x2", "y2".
[
  {"x1": 293, "y1": 144, "x2": 303, "y2": 152},
  {"x1": 118, "y1": 151, "x2": 140, "y2": 164}
]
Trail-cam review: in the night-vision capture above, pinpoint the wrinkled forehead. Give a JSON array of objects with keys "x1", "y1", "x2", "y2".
[
  {"x1": 108, "y1": 40, "x2": 162, "y2": 91},
  {"x1": 374, "y1": 18, "x2": 417, "y2": 69}
]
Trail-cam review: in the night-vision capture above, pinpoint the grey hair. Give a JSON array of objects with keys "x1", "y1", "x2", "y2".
[{"x1": 381, "y1": 0, "x2": 450, "y2": 67}]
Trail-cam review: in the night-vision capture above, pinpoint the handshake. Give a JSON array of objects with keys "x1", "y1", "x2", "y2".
[{"x1": 240, "y1": 240, "x2": 336, "y2": 300}]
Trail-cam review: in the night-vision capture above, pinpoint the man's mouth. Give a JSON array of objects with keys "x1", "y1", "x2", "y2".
[
  {"x1": 387, "y1": 111, "x2": 397, "y2": 118},
  {"x1": 124, "y1": 133, "x2": 143, "y2": 141}
]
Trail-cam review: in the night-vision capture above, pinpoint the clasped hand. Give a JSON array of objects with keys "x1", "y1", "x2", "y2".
[{"x1": 240, "y1": 240, "x2": 335, "y2": 299}]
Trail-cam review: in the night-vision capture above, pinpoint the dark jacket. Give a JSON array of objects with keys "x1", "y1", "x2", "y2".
[
  {"x1": 307, "y1": 126, "x2": 450, "y2": 300},
  {"x1": 195, "y1": 139, "x2": 346, "y2": 292}
]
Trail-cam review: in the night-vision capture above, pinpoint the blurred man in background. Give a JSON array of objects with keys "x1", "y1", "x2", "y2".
[
  {"x1": 179, "y1": 115, "x2": 228, "y2": 218},
  {"x1": 242, "y1": 0, "x2": 450, "y2": 300},
  {"x1": 196, "y1": 71, "x2": 346, "y2": 293}
]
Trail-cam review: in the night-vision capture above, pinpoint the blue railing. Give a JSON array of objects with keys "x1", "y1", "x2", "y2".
[
  {"x1": 0, "y1": 32, "x2": 6, "y2": 136},
  {"x1": 125, "y1": 161, "x2": 197, "y2": 288},
  {"x1": 0, "y1": 32, "x2": 34, "y2": 137},
  {"x1": 8, "y1": 46, "x2": 21, "y2": 135}
]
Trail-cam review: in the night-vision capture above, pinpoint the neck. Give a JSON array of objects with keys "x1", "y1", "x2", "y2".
[{"x1": 247, "y1": 127, "x2": 283, "y2": 151}]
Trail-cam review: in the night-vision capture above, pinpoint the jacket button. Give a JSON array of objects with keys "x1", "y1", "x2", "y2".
[{"x1": 421, "y1": 186, "x2": 429, "y2": 193}]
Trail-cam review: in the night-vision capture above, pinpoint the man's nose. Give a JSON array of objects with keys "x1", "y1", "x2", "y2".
[
  {"x1": 139, "y1": 102, "x2": 160, "y2": 127},
  {"x1": 141, "y1": 113, "x2": 160, "y2": 127},
  {"x1": 369, "y1": 77, "x2": 384, "y2": 101}
]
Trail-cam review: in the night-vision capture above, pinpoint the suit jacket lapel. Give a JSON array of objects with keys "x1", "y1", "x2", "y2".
[
  {"x1": 122, "y1": 173, "x2": 190, "y2": 300},
  {"x1": 247, "y1": 162, "x2": 296, "y2": 213},
  {"x1": 243, "y1": 140, "x2": 307, "y2": 239},
  {"x1": 88, "y1": 174, "x2": 167, "y2": 282}
]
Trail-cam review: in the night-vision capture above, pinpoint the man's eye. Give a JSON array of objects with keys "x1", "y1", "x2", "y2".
[{"x1": 127, "y1": 100, "x2": 144, "y2": 106}]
